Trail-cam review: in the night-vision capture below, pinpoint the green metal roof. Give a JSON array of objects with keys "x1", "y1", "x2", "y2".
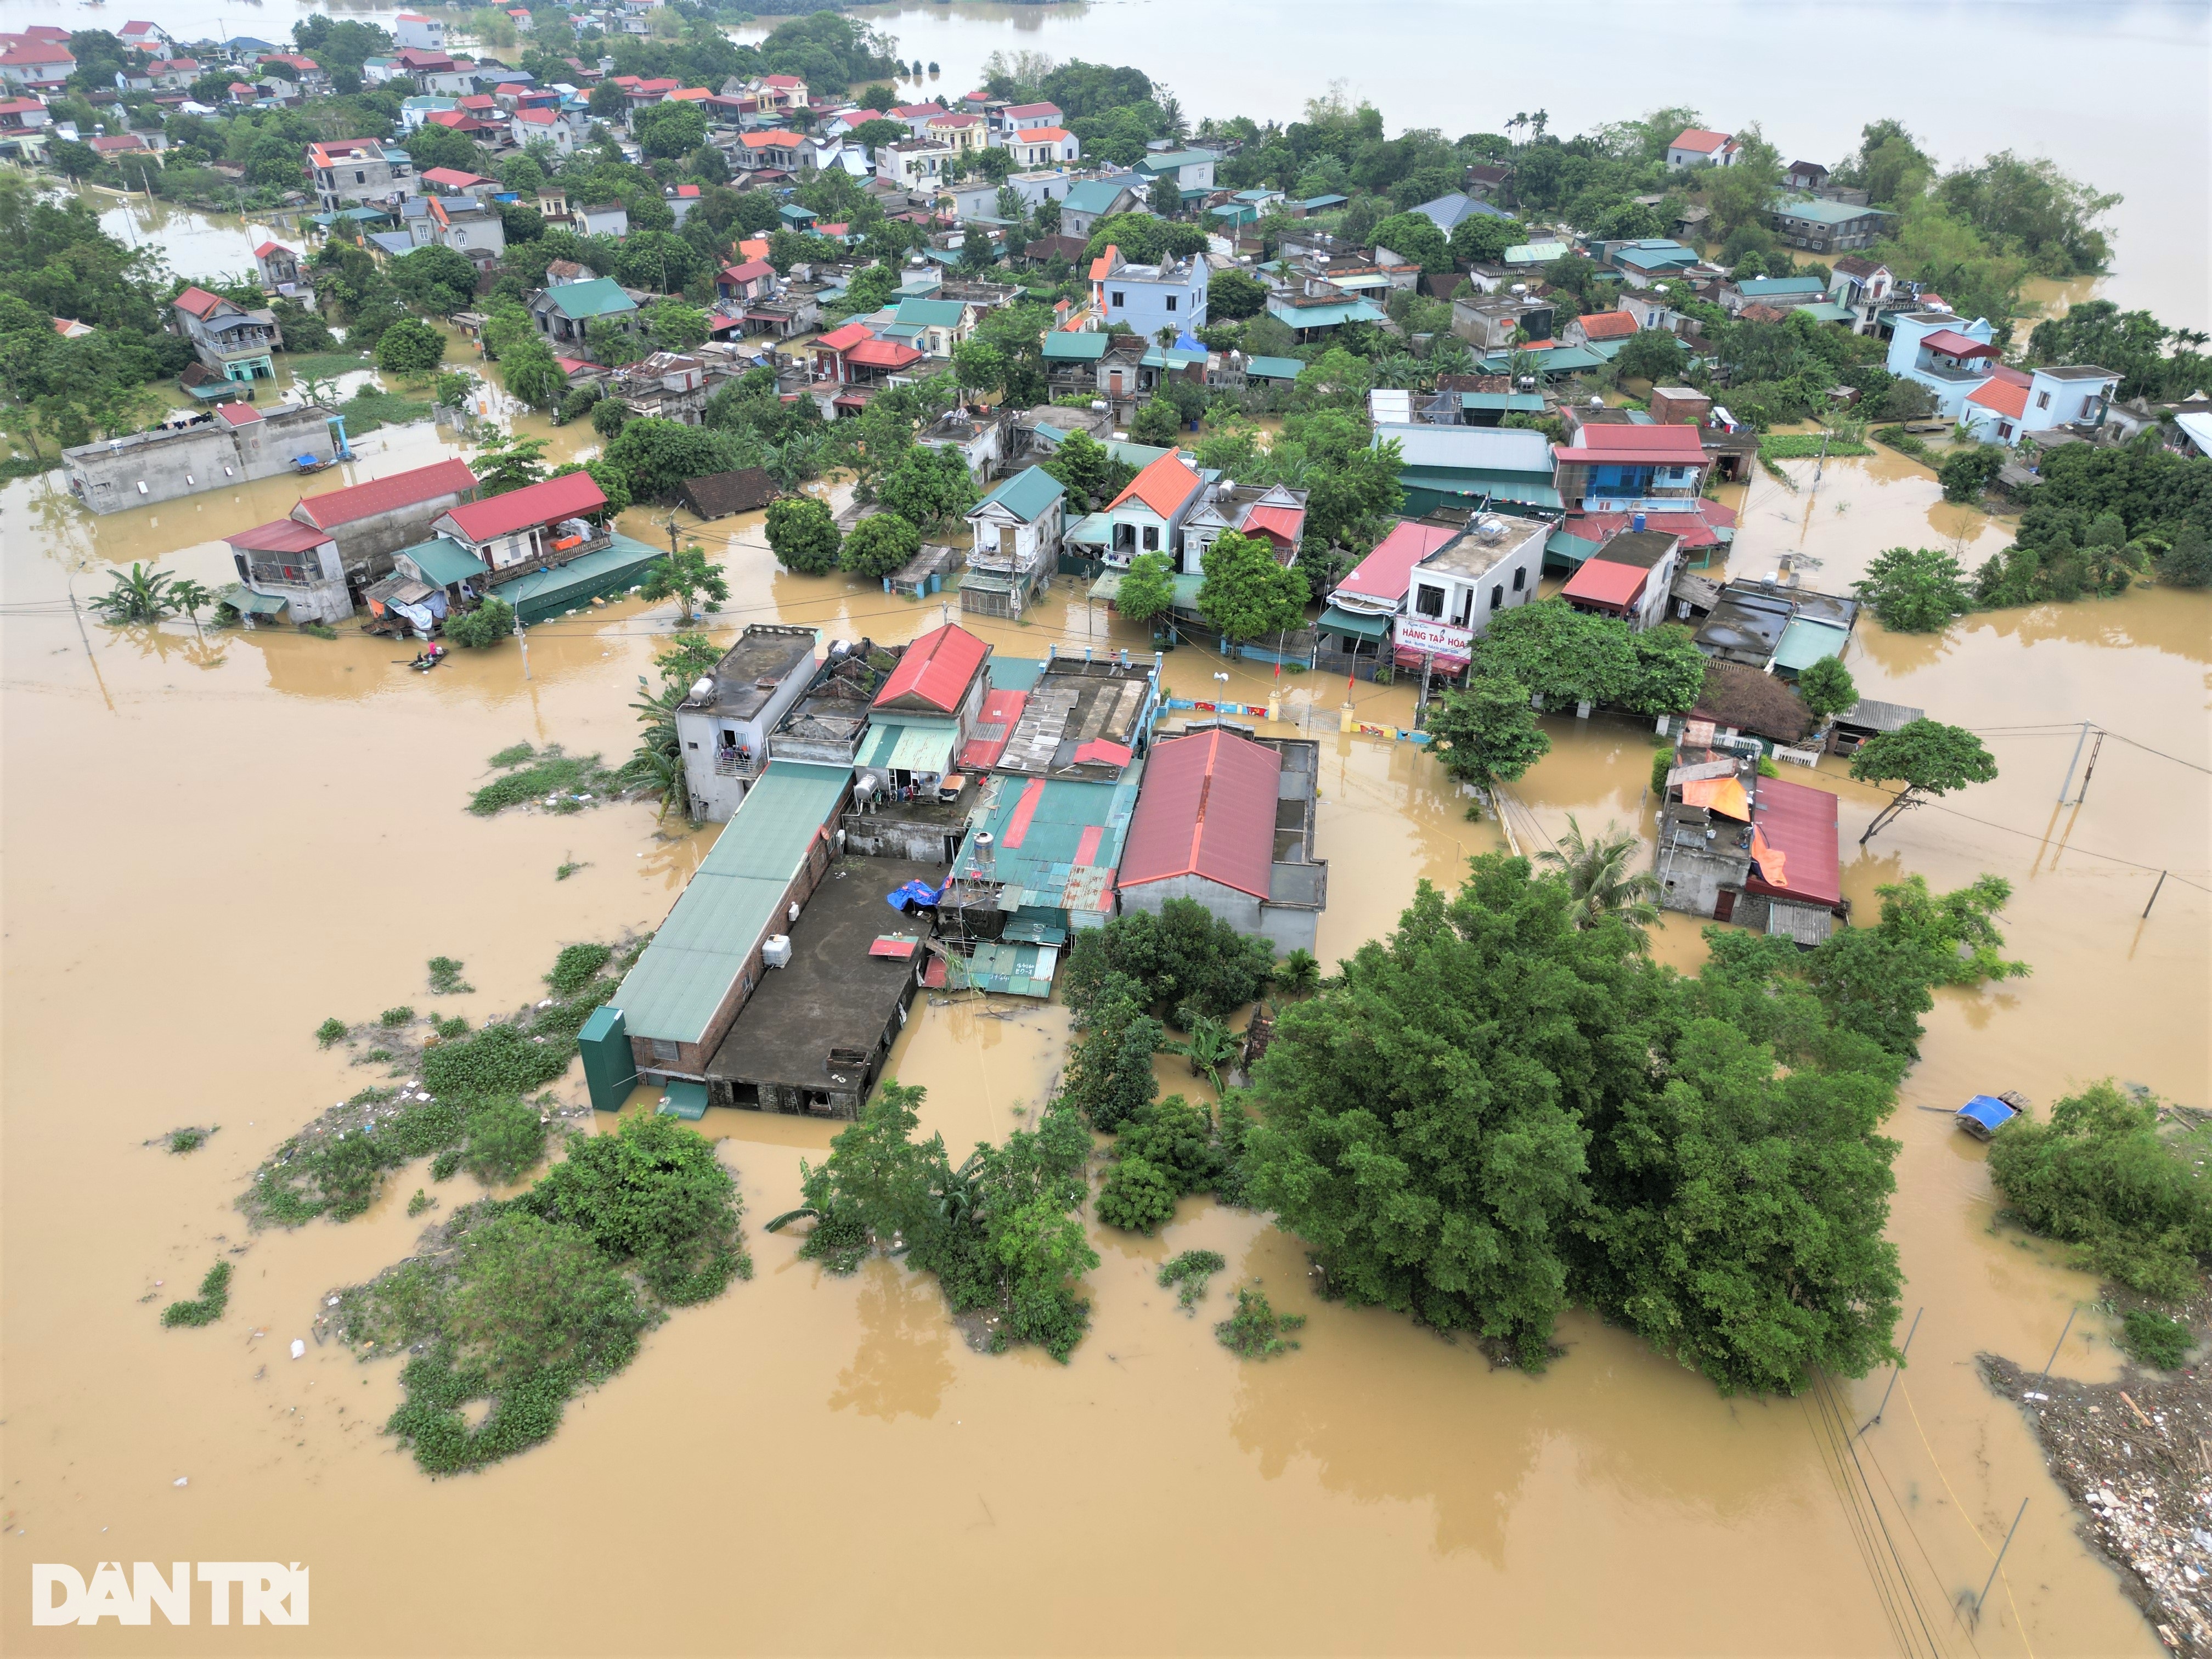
[
  {"x1": 1061, "y1": 177, "x2": 1134, "y2": 216},
  {"x1": 950, "y1": 939, "x2": 1058, "y2": 997},
  {"x1": 949, "y1": 770, "x2": 1143, "y2": 921},
  {"x1": 1041, "y1": 330, "x2": 1109, "y2": 360},
  {"x1": 1066, "y1": 511, "x2": 1112, "y2": 548},
  {"x1": 1769, "y1": 194, "x2": 1893, "y2": 227},
  {"x1": 1733, "y1": 276, "x2": 1829, "y2": 297},
  {"x1": 989, "y1": 656, "x2": 1048, "y2": 691},
  {"x1": 1265, "y1": 298, "x2": 1386, "y2": 330},
  {"x1": 1462, "y1": 392, "x2": 1548, "y2": 412},
  {"x1": 1244, "y1": 355, "x2": 1306, "y2": 380},
  {"x1": 1397, "y1": 467, "x2": 1564, "y2": 509},
  {"x1": 1795, "y1": 301, "x2": 1858, "y2": 323},
  {"x1": 612, "y1": 760, "x2": 850, "y2": 1046},
  {"x1": 1318, "y1": 604, "x2": 1390, "y2": 640},
  {"x1": 894, "y1": 296, "x2": 968, "y2": 328},
  {"x1": 1135, "y1": 150, "x2": 1215, "y2": 173},
  {"x1": 544, "y1": 277, "x2": 636, "y2": 321},
  {"x1": 500, "y1": 535, "x2": 661, "y2": 624},
  {"x1": 1504, "y1": 241, "x2": 1570, "y2": 264},
  {"x1": 1773, "y1": 618, "x2": 1851, "y2": 674},
  {"x1": 221, "y1": 584, "x2": 287, "y2": 615},
  {"x1": 973, "y1": 464, "x2": 1066, "y2": 523},
  {"x1": 1140, "y1": 346, "x2": 1208, "y2": 369},
  {"x1": 396, "y1": 534, "x2": 483, "y2": 588},
  {"x1": 860, "y1": 718, "x2": 957, "y2": 774}
]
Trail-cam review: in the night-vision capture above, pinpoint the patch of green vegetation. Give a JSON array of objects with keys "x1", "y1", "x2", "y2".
[
  {"x1": 302, "y1": 623, "x2": 339, "y2": 640},
  {"x1": 770, "y1": 1080, "x2": 1096, "y2": 1362},
  {"x1": 546, "y1": 944, "x2": 613, "y2": 996},
  {"x1": 2119, "y1": 1306, "x2": 2193, "y2": 1369},
  {"x1": 1988, "y1": 1081, "x2": 2212, "y2": 1301},
  {"x1": 408, "y1": 1188, "x2": 433, "y2": 1218},
  {"x1": 555, "y1": 860, "x2": 585, "y2": 882},
  {"x1": 1097, "y1": 1097, "x2": 1228, "y2": 1235},
  {"x1": 381, "y1": 1007, "x2": 415, "y2": 1028},
  {"x1": 316, "y1": 1017, "x2": 348, "y2": 1048},
  {"x1": 360, "y1": 1048, "x2": 393, "y2": 1065},
  {"x1": 160, "y1": 1261, "x2": 233, "y2": 1328},
  {"x1": 341, "y1": 386, "x2": 435, "y2": 437},
  {"x1": 431, "y1": 1148, "x2": 462, "y2": 1182},
  {"x1": 489, "y1": 742, "x2": 536, "y2": 769},
  {"x1": 1158, "y1": 1249, "x2": 1227, "y2": 1312},
  {"x1": 468, "y1": 744, "x2": 625, "y2": 816},
  {"x1": 282, "y1": 351, "x2": 372, "y2": 381},
  {"x1": 463, "y1": 1098, "x2": 548, "y2": 1184},
  {"x1": 1216, "y1": 1286, "x2": 1305, "y2": 1359},
  {"x1": 434, "y1": 1015, "x2": 470, "y2": 1040},
  {"x1": 1758, "y1": 433, "x2": 1872, "y2": 462},
  {"x1": 166, "y1": 1126, "x2": 216, "y2": 1155},
  {"x1": 1874, "y1": 425, "x2": 1933, "y2": 461},
  {"x1": 428, "y1": 957, "x2": 474, "y2": 996},
  {"x1": 338, "y1": 1113, "x2": 751, "y2": 1473}
]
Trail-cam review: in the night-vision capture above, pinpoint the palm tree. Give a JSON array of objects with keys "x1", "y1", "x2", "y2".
[
  {"x1": 1163, "y1": 1014, "x2": 1240, "y2": 1091},
  {"x1": 1535, "y1": 815, "x2": 1662, "y2": 946}
]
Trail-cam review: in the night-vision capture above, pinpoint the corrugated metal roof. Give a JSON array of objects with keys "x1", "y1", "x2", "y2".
[
  {"x1": 396, "y1": 535, "x2": 483, "y2": 586},
  {"x1": 1747, "y1": 774, "x2": 1842, "y2": 909},
  {"x1": 1041, "y1": 330, "x2": 1109, "y2": 360},
  {"x1": 875, "y1": 623, "x2": 989, "y2": 714},
  {"x1": 1378, "y1": 422, "x2": 1553, "y2": 474},
  {"x1": 612, "y1": 760, "x2": 849, "y2": 1045},
  {"x1": 951, "y1": 771, "x2": 1141, "y2": 919},
  {"x1": 973, "y1": 465, "x2": 1065, "y2": 522},
  {"x1": 1335, "y1": 520, "x2": 1459, "y2": 603},
  {"x1": 1773, "y1": 618, "x2": 1851, "y2": 673},
  {"x1": 296, "y1": 459, "x2": 476, "y2": 529},
  {"x1": 441, "y1": 471, "x2": 606, "y2": 541},
  {"x1": 1560, "y1": 558, "x2": 1648, "y2": 608},
  {"x1": 1119, "y1": 729, "x2": 1280, "y2": 899}
]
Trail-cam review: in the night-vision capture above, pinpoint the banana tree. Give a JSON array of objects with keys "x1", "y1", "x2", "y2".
[
  {"x1": 86, "y1": 563, "x2": 176, "y2": 623},
  {"x1": 1164, "y1": 1015, "x2": 1239, "y2": 1091}
]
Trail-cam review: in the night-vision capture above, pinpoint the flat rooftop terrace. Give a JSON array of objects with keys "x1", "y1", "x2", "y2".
[{"x1": 704, "y1": 856, "x2": 938, "y2": 1109}]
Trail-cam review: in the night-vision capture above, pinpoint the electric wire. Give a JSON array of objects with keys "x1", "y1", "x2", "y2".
[
  {"x1": 1802, "y1": 1376, "x2": 1929, "y2": 1658},
  {"x1": 1810, "y1": 1368, "x2": 1950, "y2": 1659}
]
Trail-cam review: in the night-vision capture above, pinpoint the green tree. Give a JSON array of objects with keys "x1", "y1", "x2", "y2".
[
  {"x1": 1938, "y1": 443, "x2": 2005, "y2": 503},
  {"x1": 1853, "y1": 546, "x2": 1977, "y2": 633},
  {"x1": 1115, "y1": 550, "x2": 1175, "y2": 625},
  {"x1": 1059, "y1": 899, "x2": 1276, "y2": 1022},
  {"x1": 602, "y1": 417, "x2": 726, "y2": 500},
  {"x1": 444, "y1": 594, "x2": 514, "y2": 648},
  {"x1": 1848, "y1": 719, "x2": 1998, "y2": 845},
  {"x1": 1534, "y1": 816, "x2": 1662, "y2": 945},
  {"x1": 522, "y1": 1110, "x2": 748, "y2": 1304},
  {"x1": 472, "y1": 434, "x2": 550, "y2": 497},
  {"x1": 1198, "y1": 528, "x2": 1306, "y2": 644},
  {"x1": 949, "y1": 337, "x2": 1005, "y2": 398},
  {"x1": 1612, "y1": 329, "x2": 1688, "y2": 385},
  {"x1": 1793, "y1": 656, "x2": 1858, "y2": 724},
  {"x1": 1038, "y1": 427, "x2": 1137, "y2": 509},
  {"x1": 1449, "y1": 213, "x2": 1527, "y2": 268},
  {"x1": 1128, "y1": 397, "x2": 1183, "y2": 445},
  {"x1": 765, "y1": 495, "x2": 840, "y2": 574},
  {"x1": 639, "y1": 544, "x2": 730, "y2": 621},
  {"x1": 839, "y1": 512, "x2": 922, "y2": 579},
  {"x1": 1986, "y1": 1082, "x2": 2212, "y2": 1301},
  {"x1": 1369, "y1": 210, "x2": 1450, "y2": 274},
  {"x1": 634, "y1": 101, "x2": 706, "y2": 159},
  {"x1": 1207, "y1": 267, "x2": 1267, "y2": 320},
  {"x1": 375, "y1": 318, "x2": 447, "y2": 374},
  {"x1": 388, "y1": 245, "x2": 479, "y2": 315},
  {"x1": 1057, "y1": 988, "x2": 1163, "y2": 1133},
  {"x1": 876, "y1": 446, "x2": 976, "y2": 529},
  {"x1": 2155, "y1": 522, "x2": 2212, "y2": 588},
  {"x1": 502, "y1": 343, "x2": 570, "y2": 413},
  {"x1": 646, "y1": 300, "x2": 710, "y2": 352},
  {"x1": 552, "y1": 460, "x2": 629, "y2": 520},
  {"x1": 1425, "y1": 670, "x2": 1551, "y2": 785}
]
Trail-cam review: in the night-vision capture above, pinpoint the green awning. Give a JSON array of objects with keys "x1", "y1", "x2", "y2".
[
  {"x1": 397, "y1": 535, "x2": 484, "y2": 588},
  {"x1": 1318, "y1": 605, "x2": 1390, "y2": 640},
  {"x1": 221, "y1": 584, "x2": 287, "y2": 615},
  {"x1": 1065, "y1": 512, "x2": 1111, "y2": 548},
  {"x1": 656, "y1": 1079, "x2": 708, "y2": 1120},
  {"x1": 861, "y1": 720, "x2": 955, "y2": 774},
  {"x1": 1773, "y1": 618, "x2": 1851, "y2": 674}
]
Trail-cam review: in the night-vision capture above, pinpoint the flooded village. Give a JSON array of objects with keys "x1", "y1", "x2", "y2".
[{"x1": 2, "y1": 4, "x2": 2210, "y2": 1655}]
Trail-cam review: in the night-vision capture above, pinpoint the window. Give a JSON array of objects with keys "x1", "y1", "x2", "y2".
[
  {"x1": 2035, "y1": 390, "x2": 2050, "y2": 410},
  {"x1": 1165, "y1": 295, "x2": 1177, "y2": 312},
  {"x1": 1998, "y1": 421, "x2": 2014, "y2": 439},
  {"x1": 650, "y1": 1038, "x2": 680, "y2": 1062},
  {"x1": 354, "y1": 170, "x2": 366, "y2": 183},
  {"x1": 1142, "y1": 526, "x2": 1159, "y2": 551},
  {"x1": 1491, "y1": 585, "x2": 1504, "y2": 611},
  {"x1": 1110, "y1": 290, "x2": 1125, "y2": 307},
  {"x1": 1511, "y1": 566, "x2": 1526, "y2": 591},
  {"x1": 1414, "y1": 584, "x2": 1444, "y2": 618}
]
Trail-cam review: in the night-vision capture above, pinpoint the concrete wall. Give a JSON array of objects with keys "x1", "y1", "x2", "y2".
[
  {"x1": 308, "y1": 494, "x2": 470, "y2": 578},
  {"x1": 62, "y1": 406, "x2": 334, "y2": 515},
  {"x1": 675, "y1": 648, "x2": 820, "y2": 822}
]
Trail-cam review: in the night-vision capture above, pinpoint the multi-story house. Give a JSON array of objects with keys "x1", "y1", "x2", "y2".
[
  {"x1": 1092, "y1": 244, "x2": 1207, "y2": 338},
  {"x1": 962, "y1": 465, "x2": 1066, "y2": 618},
  {"x1": 924, "y1": 110, "x2": 986, "y2": 153},
  {"x1": 881, "y1": 137, "x2": 952, "y2": 193},
  {"x1": 171, "y1": 285, "x2": 281, "y2": 383},
  {"x1": 1006, "y1": 126, "x2": 1079, "y2": 168},
  {"x1": 1884, "y1": 309, "x2": 2004, "y2": 419},
  {"x1": 307, "y1": 138, "x2": 416, "y2": 211},
  {"x1": 0, "y1": 40, "x2": 75, "y2": 91},
  {"x1": 1132, "y1": 148, "x2": 1218, "y2": 206},
  {"x1": 1057, "y1": 174, "x2": 1146, "y2": 241},
  {"x1": 1768, "y1": 194, "x2": 1893, "y2": 255},
  {"x1": 1962, "y1": 363, "x2": 2121, "y2": 447},
  {"x1": 615, "y1": 353, "x2": 708, "y2": 425},
  {"x1": 1665, "y1": 127, "x2": 1739, "y2": 170},
  {"x1": 735, "y1": 128, "x2": 802, "y2": 173},
  {"x1": 392, "y1": 12, "x2": 446, "y2": 52}
]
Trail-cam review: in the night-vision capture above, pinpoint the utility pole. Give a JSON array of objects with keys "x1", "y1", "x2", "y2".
[
  {"x1": 2143, "y1": 870, "x2": 2169, "y2": 918},
  {"x1": 2057, "y1": 719, "x2": 2091, "y2": 803},
  {"x1": 1971, "y1": 1498, "x2": 2029, "y2": 1627},
  {"x1": 2074, "y1": 729, "x2": 2105, "y2": 805},
  {"x1": 1859, "y1": 1306, "x2": 1921, "y2": 1434},
  {"x1": 515, "y1": 610, "x2": 531, "y2": 679}
]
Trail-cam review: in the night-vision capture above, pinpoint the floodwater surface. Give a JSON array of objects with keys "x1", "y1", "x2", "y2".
[{"x1": 3, "y1": 265, "x2": 2209, "y2": 1657}]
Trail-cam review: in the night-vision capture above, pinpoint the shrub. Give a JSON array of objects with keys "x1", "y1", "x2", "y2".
[
  {"x1": 167, "y1": 1126, "x2": 213, "y2": 1154},
  {"x1": 1216, "y1": 1286, "x2": 1305, "y2": 1358},
  {"x1": 1158, "y1": 1249, "x2": 1227, "y2": 1311},
  {"x1": 316, "y1": 1017, "x2": 348, "y2": 1047},
  {"x1": 375, "y1": 318, "x2": 448, "y2": 375},
  {"x1": 765, "y1": 494, "x2": 841, "y2": 574},
  {"x1": 381, "y1": 1007, "x2": 415, "y2": 1028},
  {"x1": 1987, "y1": 1082, "x2": 2212, "y2": 1301},
  {"x1": 1094, "y1": 1154, "x2": 1177, "y2": 1235},
  {"x1": 547, "y1": 943, "x2": 614, "y2": 996},
  {"x1": 2120, "y1": 1306, "x2": 2193, "y2": 1369},
  {"x1": 444, "y1": 596, "x2": 514, "y2": 649},
  {"x1": 462, "y1": 1097, "x2": 548, "y2": 1184},
  {"x1": 428, "y1": 957, "x2": 473, "y2": 995}
]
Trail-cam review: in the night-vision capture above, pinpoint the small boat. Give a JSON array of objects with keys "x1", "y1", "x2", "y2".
[
  {"x1": 293, "y1": 453, "x2": 336, "y2": 475},
  {"x1": 1955, "y1": 1091, "x2": 2030, "y2": 1141},
  {"x1": 409, "y1": 645, "x2": 447, "y2": 673}
]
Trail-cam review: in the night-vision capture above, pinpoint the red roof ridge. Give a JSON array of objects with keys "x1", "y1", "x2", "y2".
[
  {"x1": 439, "y1": 472, "x2": 606, "y2": 541},
  {"x1": 874, "y1": 622, "x2": 989, "y2": 712},
  {"x1": 1107, "y1": 449, "x2": 1202, "y2": 518},
  {"x1": 295, "y1": 459, "x2": 477, "y2": 528}
]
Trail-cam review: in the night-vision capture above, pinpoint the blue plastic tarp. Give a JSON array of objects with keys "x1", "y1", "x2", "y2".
[{"x1": 887, "y1": 880, "x2": 944, "y2": 912}]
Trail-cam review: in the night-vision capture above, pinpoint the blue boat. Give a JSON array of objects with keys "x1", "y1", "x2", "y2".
[{"x1": 1955, "y1": 1091, "x2": 2029, "y2": 1141}]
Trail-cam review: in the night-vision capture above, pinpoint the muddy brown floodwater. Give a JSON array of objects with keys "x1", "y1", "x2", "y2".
[{"x1": 2, "y1": 371, "x2": 2207, "y2": 1656}]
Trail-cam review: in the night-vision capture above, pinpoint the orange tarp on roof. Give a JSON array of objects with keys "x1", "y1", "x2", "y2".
[
  {"x1": 1680, "y1": 775, "x2": 1751, "y2": 820},
  {"x1": 1748, "y1": 825, "x2": 1786, "y2": 889}
]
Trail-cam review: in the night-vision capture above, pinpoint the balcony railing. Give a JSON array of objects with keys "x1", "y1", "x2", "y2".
[
  {"x1": 713, "y1": 749, "x2": 765, "y2": 778},
  {"x1": 1917, "y1": 361, "x2": 1990, "y2": 383}
]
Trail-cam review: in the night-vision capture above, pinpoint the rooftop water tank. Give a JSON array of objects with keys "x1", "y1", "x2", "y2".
[{"x1": 761, "y1": 935, "x2": 793, "y2": 969}]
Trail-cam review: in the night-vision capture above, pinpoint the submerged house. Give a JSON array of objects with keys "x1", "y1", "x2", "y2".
[
  {"x1": 855, "y1": 622, "x2": 994, "y2": 803},
  {"x1": 1117, "y1": 725, "x2": 1327, "y2": 953},
  {"x1": 1655, "y1": 748, "x2": 1846, "y2": 944},
  {"x1": 962, "y1": 465, "x2": 1066, "y2": 619},
  {"x1": 1321, "y1": 512, "x2": 1550, "y2": 675},
  {"x1": 672, "y1": 624, "x2": 822, "y2": 822},
  {"x1": 290, "y1": 457, "x2": 478, "y2": 578}
]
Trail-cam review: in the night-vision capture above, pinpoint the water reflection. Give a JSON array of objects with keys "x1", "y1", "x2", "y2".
[{"x1": 828, "y1": 1260, "x2": 954, "y2": 1423}]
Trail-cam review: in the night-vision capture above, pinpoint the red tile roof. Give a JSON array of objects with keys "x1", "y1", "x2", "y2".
[
  {"x1": 1575, "y1": 309, "x2": 1639, "y2": 341},
  {"x1": 1241, "y1": 502, "x2": 1305, "y2": 546},
  {"x1": 1119, "y1": 727, "x2": 1282, "y2": 901},
  {"x1": 1336, "y1": 520, "x2": 1458, "y2": 603},
  {"x1": 252, "y1": 240, "x2": 292, "y2": 259},
  {"x1": 845, "y1": 338, "x2": 922, "y2": 370},
  {"x1": 1747, "y1": 774, "x2": 1842, "y2": 909},
  {"x1": 226, "y1": 517, "x2": 329, "y2": 553},
  {"x1": 874, "y1": 623, "x2": 989, "y2": 714},
  {"x1": 215, "y1": 402, "x2": 263, "y2": 427},
  {"x1": 1671, "y1": 127, "x2": 1731, "y2": 153},
  {"x1": 959, "y1": 689, "x2": 1029, "y2": 770},
  {"x1": 295, "y1": 459, "x2": 477, "y2": 529},
  {"x1": 439, "y1": 472, "x2": 606, "y2": 542},
  {"x1": 172, "y1": 285, "x2": 224, "y2": 319},
  {"x1": 720, "y1": 258, "x2": 774, "y2": 283},
  {"x1": 816, "y1": 321, "x2": 874, "y2": 352},
  {"x1": 1556, "y1": 425, "x2": 1707, "y2": 466},
  {"x1": 1559, "y1": 557, "x2": 1647, "y2": 609},
  {"x1": 1107, "y1": 450, "x2": 1204, "y2": 519},
  {"x1": 1967, "y1": 375, "x2": 2029, "y2": 419}
]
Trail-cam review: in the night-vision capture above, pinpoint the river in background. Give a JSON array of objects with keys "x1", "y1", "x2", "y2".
[{"x1": 2, "y1": 274, "x2": 2208, "y2": 1649}]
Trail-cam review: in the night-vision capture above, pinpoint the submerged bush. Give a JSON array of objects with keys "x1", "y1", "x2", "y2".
[{"x1": 161, "y1": 1261, "x2": 233, "y2": 1328}]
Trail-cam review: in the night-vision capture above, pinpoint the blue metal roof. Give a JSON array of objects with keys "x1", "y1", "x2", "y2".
[{"x1": 1956, "y1": 1094, "x2": 2018, "y2": 1132}]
